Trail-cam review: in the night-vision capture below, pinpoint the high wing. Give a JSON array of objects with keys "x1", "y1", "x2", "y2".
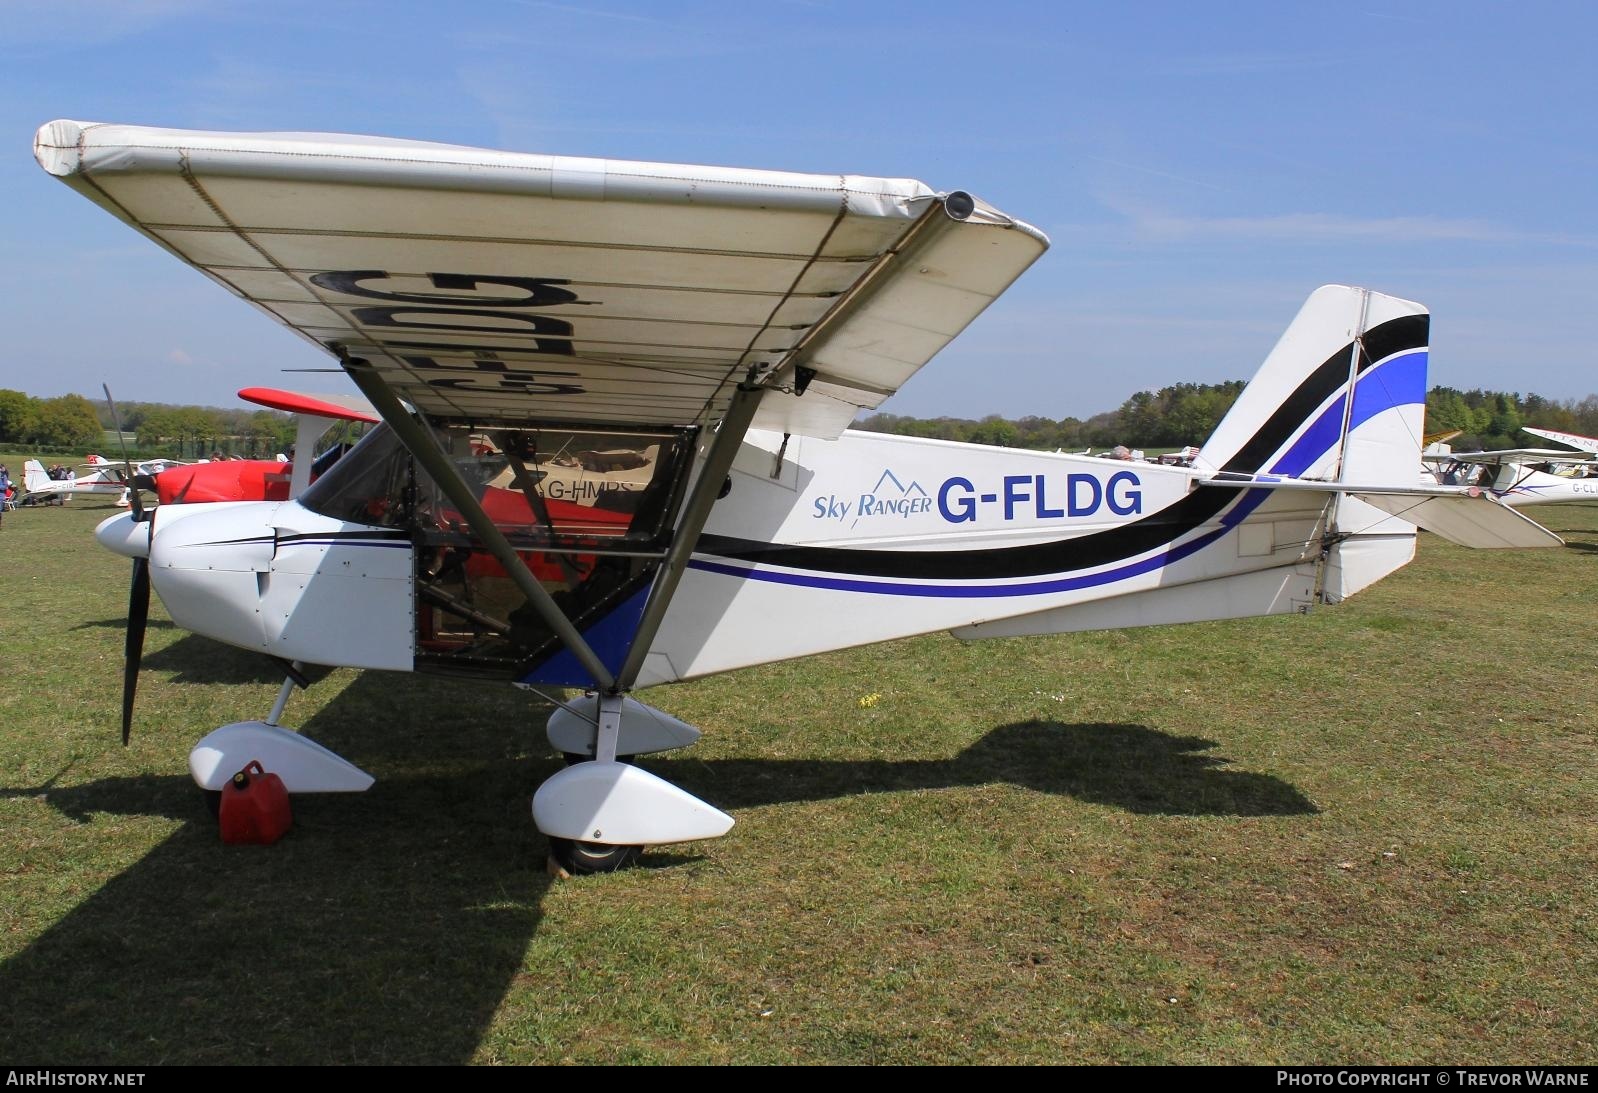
[
  {"x1": 1434, "y1": 448, "x2": 1598, "y2": 466},
  {"x1": 1522, "y1": 426, "x2": 1598, "y2": 454},
  {"x1": 237, "y1": 387, "x2": 377, "y2": 424},
  {"x1": 35, "y1": 120, "x2": 1048, "y2": 439}
]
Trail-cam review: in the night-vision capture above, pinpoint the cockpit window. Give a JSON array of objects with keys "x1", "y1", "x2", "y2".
[
  {"x1": 299, "y1": 422, "x2": 413, "y2": 527},
  {"x1": 408, "y1": 424, "x2": 694, "y2": 680},
  {"x1": 414, "y1": 425, "x2": 689, "y2": 546},
  {"x1": 300, "y1": 417, "x2": 697, "y2": 680},
  {"x1": 301, "y1": 420, "x2": 692, "y2": 544}
]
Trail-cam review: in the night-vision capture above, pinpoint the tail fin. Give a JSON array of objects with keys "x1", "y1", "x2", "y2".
[
  {"x1": 23, "y1": 460, "x2": 50, "y2": 492},
  {"x1": 1194, "y1": 285, "x2": 1428, "y2": 483},
  {"x1": 1194, "y1": 286, "x2": 1430, "y2": 600}
]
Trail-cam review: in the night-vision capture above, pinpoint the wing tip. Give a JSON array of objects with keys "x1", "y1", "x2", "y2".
[{"x1": 33, "y1": 119, "x2": 94, "y2": 177}]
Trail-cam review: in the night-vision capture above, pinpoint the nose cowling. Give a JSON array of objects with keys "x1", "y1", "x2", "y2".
[{"x1": 146, "y1": 502, "x2": 280, "y2": 654}]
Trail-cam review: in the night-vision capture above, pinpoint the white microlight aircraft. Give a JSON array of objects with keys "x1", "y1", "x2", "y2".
[
  {"x1": 40, "y1": 120, "x2": 1563, "y2": 873},
  {"x1": 1423, "y1": 447, "x2": 1598, "y2": 506},
  {"x1": 1422, "y1": 423, "x2": 1598, "y2": 506},
  {"x1": 22, "y1": 455, "x2": 186, "y2": 506}
]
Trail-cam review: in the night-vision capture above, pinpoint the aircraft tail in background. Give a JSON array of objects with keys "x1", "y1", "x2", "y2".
[{"x1": 23, "y1": 460, "x2": 54, "y2": 494}]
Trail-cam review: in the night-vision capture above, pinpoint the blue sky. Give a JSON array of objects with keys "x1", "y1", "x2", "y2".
[{"x1": 2, "y1": 1, "x2": 1594, "y2": 421}]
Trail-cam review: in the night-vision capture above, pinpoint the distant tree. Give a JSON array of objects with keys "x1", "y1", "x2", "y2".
[
  {"x1": 237, "y1": 410, "x2": 282, "y2": 458},
  {"x1": 967, "y1": 415, "x2": 1019, "y2": 447},
  {"x1": 135, "y1": 408, "x2": 181, "y2": 450},
  {"x1": 0, "y1": 389, "x2": 37, "y2": 443},
  {"x1": 22, "y1": 395, "x2": 103, "y2": 448},
  {"x1": 1114, "y1": 380, "x2": 1244, "y2": 447},
  {"x1": 851, "y1": 381, "x2": 1598, "y2": 455}
]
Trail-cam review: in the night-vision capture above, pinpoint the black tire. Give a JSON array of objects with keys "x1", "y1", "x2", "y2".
[
  {"x1": 549, "y1": 837, "x2": 642, "y2": 875},
  {"x1": 202, "y1": 789, "x2": 222, "y2": 821},
  {"x1": 561, "y1": 752, "x2": 636, "y2": 766}
]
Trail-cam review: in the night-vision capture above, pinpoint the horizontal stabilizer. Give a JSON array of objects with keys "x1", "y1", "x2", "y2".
[
  {"x1": 1349, "y1": 492, "x2": 1562, "y2": 549},
  {"x1": 1198, "y1": 475, "x2": 1563, "y2": 548}
]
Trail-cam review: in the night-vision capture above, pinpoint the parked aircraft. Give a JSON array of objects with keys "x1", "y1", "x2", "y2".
[
  {"x1": 21, "y1": 455, "x2": 185, "y2": 506},
  {"x1": 144, "y1": 388, "x2": 376, "y2": 505},
  {"x1": 38, "y1": 120, "x2": 1559, "y2": 873},
  {"x1": 1423, "y1": 447, "x2": 1598, "y2": 506}
]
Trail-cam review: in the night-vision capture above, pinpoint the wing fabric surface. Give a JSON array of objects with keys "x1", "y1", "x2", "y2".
[
  {"x1": 36, "y1": 120, "x2": 1048, "y2": 437},
  {"x1": 1438, "y1": 449, "x2": 1597, "y2": 466}
]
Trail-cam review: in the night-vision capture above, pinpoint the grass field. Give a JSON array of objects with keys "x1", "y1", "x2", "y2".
[{"x1": 1, "y1": 494, "x2": 1594, "y2": 1064}]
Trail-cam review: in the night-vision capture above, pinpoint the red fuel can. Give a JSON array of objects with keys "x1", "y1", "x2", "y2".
[{"x1": 218, "y1": 760, "x2": 292, "y2": 845}]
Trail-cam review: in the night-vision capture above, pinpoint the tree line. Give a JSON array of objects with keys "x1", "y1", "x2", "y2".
[
  {"x1": 855, "y1": 380, "x2": 1245, "y2": 452},
  {"x1": 856, "y1": 382, "x2": 1598, "y2": 454},
  {"x1": 0, "y1": 389, "x2": 298, "y2": 458},
  {"x1": 6, "y1": 382, "x2": 1598, "y2": 458}
]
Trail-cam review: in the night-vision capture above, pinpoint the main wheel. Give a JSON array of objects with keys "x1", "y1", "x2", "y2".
[
  {"x1": 548, "y1": 837, "x2": 642, "y2": 875},
  {"x1": 562, "y1": 752, "x2": 636, "y2": 766}
]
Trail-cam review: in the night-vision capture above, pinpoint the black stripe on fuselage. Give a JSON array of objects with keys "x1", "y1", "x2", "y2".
[
  {"x1": 691, "y1": 312, "x2": 1426, "y2": 583},
  {"x1": 697, "y1": 486, "x2": 1244, "y2": 581},
  {"x1": 1220, "y1": 313, "x2": 1427, "y2": 475},
  {"x1": 275, "y1": 529, "x2": 411, "y2": 544}
]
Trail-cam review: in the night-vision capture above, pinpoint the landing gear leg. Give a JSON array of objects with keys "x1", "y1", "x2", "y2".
[
  {"x1": 199, "y1": 666, "x2": 300, "y2": 820},
  {"x1": 188, "y1": 661, "x2": 373, "y2": 811},
  {"x1": 546, "y1": 692, "x2": 645, "y2": 875}
]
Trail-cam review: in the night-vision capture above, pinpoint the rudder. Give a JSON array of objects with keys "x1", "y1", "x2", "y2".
[{"x1": 1194, "y1": 285, "x2": 1429, "y2": 484}]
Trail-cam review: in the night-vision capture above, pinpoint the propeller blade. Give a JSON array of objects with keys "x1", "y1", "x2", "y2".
[
  {"x1": 102, "y1": 384, "x2": 145, "y2": 521},
  {"x1": 122, "y1": 557, "x2": 150, "y2": 746}
]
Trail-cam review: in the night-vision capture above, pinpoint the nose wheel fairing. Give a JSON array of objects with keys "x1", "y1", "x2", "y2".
[
  {"x1": 189, "y1": 721, "x2": 374, "y2": 793},
  {"x1": 532, "y1": 760, "x2": 732, "y2": 846}
]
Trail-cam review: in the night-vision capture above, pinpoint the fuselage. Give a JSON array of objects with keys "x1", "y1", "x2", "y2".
[
  {"x1": 1426, "y1": 459, "x2": 1598, "y2": 506},
  {"x1": 96, "y1": 421, "x2": 1409, "y2": 690}
]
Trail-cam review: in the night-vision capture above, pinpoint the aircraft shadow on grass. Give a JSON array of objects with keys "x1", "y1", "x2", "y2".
[
  {"x1": 0, "y1": 672, "x2": 1313, "y2": 1063},
  {"x1": 71, "y1": 627, "x2": 335, "y2": 686},
  {"x1": 77, "y1": 617, "x2": 178, "y2": 632}
]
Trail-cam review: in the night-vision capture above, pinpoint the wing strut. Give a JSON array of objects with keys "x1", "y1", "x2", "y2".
[
  {"x1": 614, "y1": 381, "x2": 764, "y2": 690},
  {"x1": 342, "y1": 357, "x2": 618, "y2": 691}
]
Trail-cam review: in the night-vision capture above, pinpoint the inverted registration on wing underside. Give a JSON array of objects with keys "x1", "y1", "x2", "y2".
[{"x1": 36, "y1": 120, "x2": 1048, "y2": 436}]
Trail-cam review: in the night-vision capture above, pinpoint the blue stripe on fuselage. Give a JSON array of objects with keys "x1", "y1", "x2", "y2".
[{"x1": 689, "y1": 352, "x2": 1425, "y2": 599}]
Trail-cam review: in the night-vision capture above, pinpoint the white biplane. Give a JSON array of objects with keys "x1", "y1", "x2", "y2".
[{"x1": 38, "y1": 120, "x2": 1562, "y2": 873}]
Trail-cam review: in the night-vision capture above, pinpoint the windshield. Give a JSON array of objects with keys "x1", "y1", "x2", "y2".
[
  {"x1": 300, "y1": 419, "x2": 693, "y2": 545},
  {"x1": 298, "y1": 422, "x2": 413, "y2": 527}
]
